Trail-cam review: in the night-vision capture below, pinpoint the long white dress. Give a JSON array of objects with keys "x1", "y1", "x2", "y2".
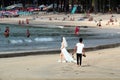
[
  {"x1": 61, "y1": 48, "x2": 76, "y2": 63},
  {"x1": 58, "y1": 37, "x2": 76, "y2": 63}
]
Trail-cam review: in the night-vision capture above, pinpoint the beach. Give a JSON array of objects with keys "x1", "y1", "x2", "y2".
[
  {"x1": 0, "y1": 47, "x2": 120, "y2": 80},
  {"x1": 0, "y1": 13, "x2": 120, "y2": 28},
  {"x1": 0, "y1": 13, "x2": 120, "y2": 80}
]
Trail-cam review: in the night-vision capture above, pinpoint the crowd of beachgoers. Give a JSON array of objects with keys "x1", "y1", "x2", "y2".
[{"x1": 0, "y1": 11, "x2": 120, "y2": 29}]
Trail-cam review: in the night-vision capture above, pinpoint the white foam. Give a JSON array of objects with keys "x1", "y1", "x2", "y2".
[
  {"x1": 57, "y1": 26, "x2": 64, "y2": 28},
  {"x1": 24, "y1": 39, "x2": 32, "y2": 43},
  {"x1": 117, "y1": 32, "x2": 120, "y2": 34},
  {"x1": 34, "y1": 37, "x2": 53, "y2": 42},
  {"x1": 10, "y1": 40, "x2": 23, "y2": 44}
]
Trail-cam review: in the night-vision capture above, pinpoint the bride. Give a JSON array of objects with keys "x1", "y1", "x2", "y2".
[{"x1": 59, "y1": 37, "x2": 76, "y2": 63}]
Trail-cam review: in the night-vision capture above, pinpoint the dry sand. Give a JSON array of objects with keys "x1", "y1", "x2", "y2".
[{"x1": 0, "y1": 47, "x2": 120, "y2": 80}]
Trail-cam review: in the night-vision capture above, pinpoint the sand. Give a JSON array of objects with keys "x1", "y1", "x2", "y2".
[{"x1": 0, "y1": 47, "x2": 120, "y2": 80}]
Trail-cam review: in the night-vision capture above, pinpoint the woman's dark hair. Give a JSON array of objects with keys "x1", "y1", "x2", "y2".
[{"x1": 79, "y1": 38, "x2": 83, "y2": 42}]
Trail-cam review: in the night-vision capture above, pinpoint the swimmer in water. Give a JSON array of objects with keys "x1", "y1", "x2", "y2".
[
  {"x1": 4, "y1": 27, "x2": 9, "y2": 38},
  {"x1": 26, "y1": 29, "x2": 30, "y2": 38}
]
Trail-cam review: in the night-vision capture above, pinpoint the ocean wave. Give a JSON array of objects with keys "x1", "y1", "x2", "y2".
[
  {"x1": 10, "y1": 40, "x2": 23, "y2": 44},
  {"x1": 9, "y1": 37, "x2": 54, "y2": 44},
  {"x1": 24, "y1": 39, "x2": 32, "y2": 43},
  {"x1": 34, "y1": 37, "x2": 53, "y2": 42}
]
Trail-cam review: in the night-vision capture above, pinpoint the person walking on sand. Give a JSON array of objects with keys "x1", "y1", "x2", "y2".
[
  {"x1": 59, "y1": 37, "x2": 68, "y2": 63},
  {"x1": 74, "y1": 38, "x2": 86, "y2": 66},
  {"x1": 59, "y1": 37, "x2": 76, "y2": 63}
]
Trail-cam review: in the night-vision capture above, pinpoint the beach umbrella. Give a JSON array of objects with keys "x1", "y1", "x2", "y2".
[
  {"x1": 6, "y1": 5, "x2": 15, "y2": 10},
  {"x1": 5, "y1": 4, "x2": 23, "y2": 10}
]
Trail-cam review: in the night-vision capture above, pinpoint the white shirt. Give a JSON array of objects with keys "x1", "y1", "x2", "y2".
[{"x1": 76, "y1": 43, "x2": 84, "y2": 54}]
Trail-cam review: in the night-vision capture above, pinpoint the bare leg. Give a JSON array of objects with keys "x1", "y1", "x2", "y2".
[{"x1": 60, "y1": 53, "x2": 63, "y2": 63}]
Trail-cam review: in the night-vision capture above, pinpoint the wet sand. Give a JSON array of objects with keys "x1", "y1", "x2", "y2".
[{"x1": 0, "y1": 47, "x2": 120, "y2": 80}]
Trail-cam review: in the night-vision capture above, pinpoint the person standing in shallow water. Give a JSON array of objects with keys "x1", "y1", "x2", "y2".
[
  {"x1": 4, "y1": 27, "x2": 10, "y2": 38},
  {"x1": 75, "y1": 26, "x2": 80, "y2": 36},
  {"x1": 26, "y1": 29, "x2": 30, "y2": 38},
  {"x1": 74, "y1": 38, "x2": 86, "y2": 66}
]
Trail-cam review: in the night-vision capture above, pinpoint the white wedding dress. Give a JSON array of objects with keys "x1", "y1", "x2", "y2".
[
  {"x1": 61, "y1": 48, "x2": 76, "y2": 63},
  {"x1": 58, "y1": 37, "x2": 76, "y2": 63}
]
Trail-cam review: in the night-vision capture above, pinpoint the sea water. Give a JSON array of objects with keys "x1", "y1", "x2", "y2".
[{"x1": 0, "y1": 24, "x2": 120, "y2": 54}]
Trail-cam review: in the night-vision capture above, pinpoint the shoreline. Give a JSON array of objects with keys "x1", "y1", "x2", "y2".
[{"x1": 0, "y1": 42, "x2": 120, "y2": 58}]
